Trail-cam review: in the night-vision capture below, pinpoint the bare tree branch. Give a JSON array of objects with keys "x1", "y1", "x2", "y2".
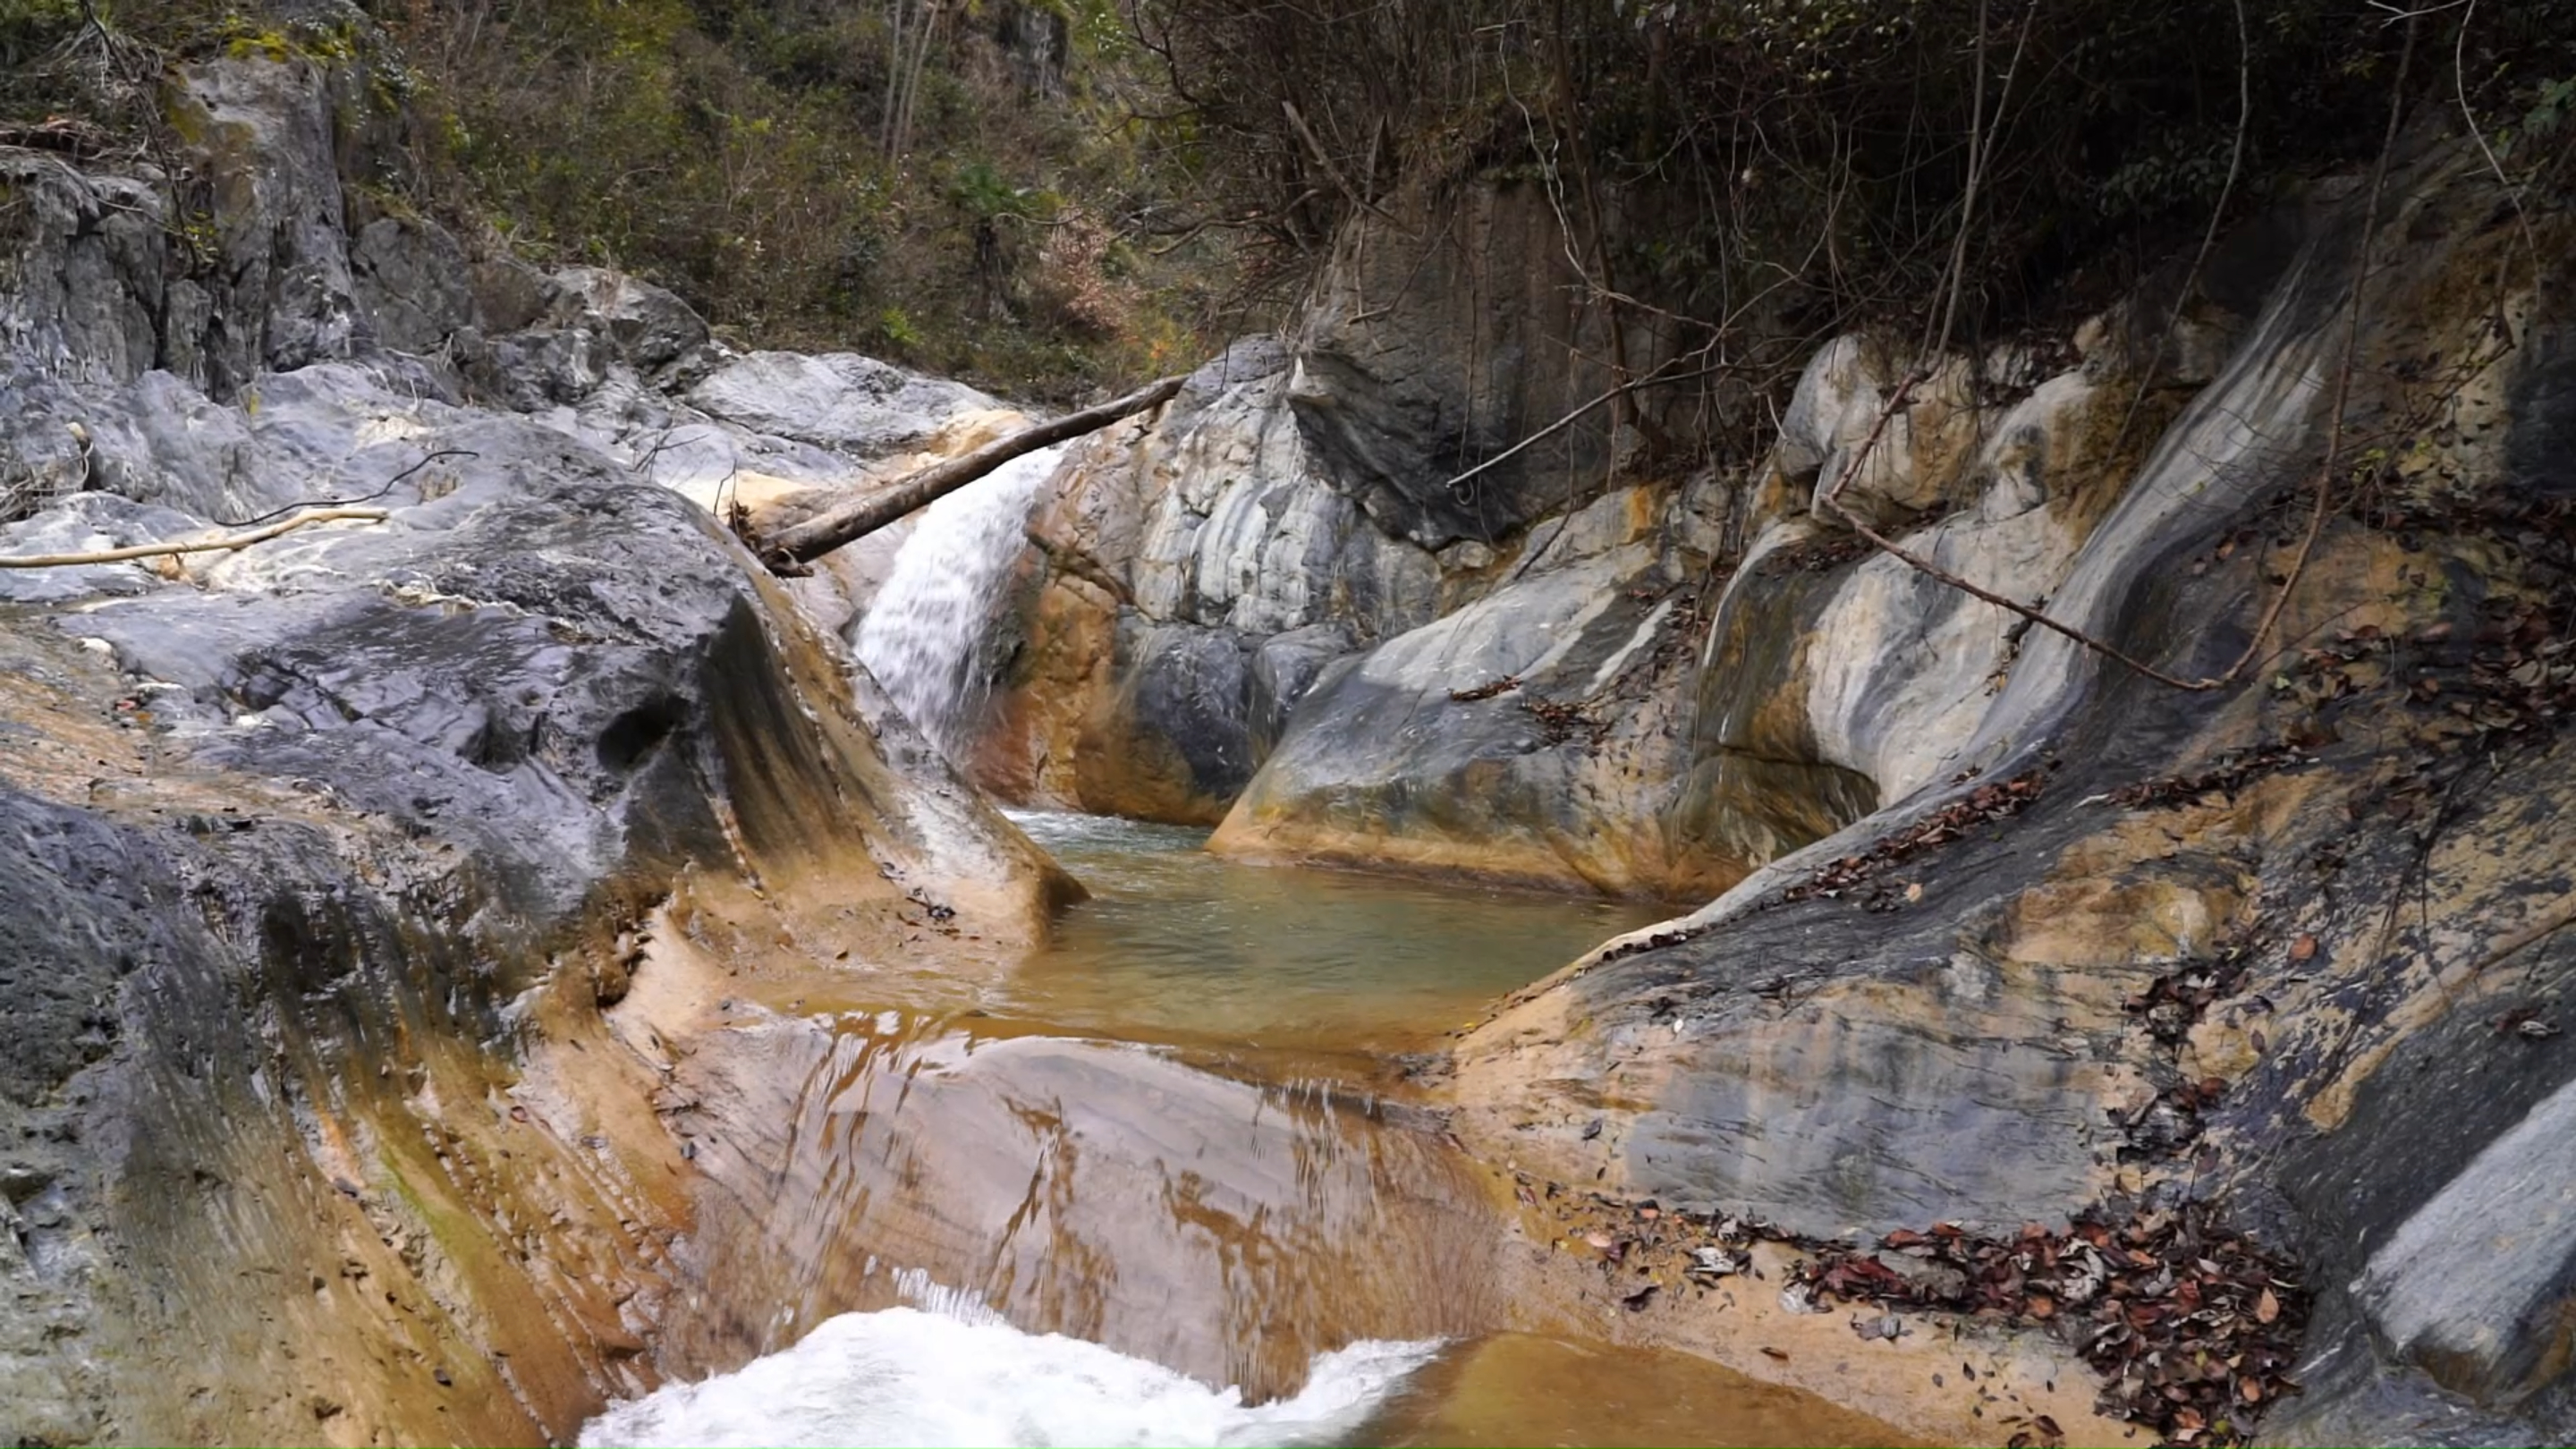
[{"x1": 0, "y1": 508, "x2": 392, "y2": 570}]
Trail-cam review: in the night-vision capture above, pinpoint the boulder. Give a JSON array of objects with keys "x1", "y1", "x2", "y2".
[
  {"x1": 348, "y1": 213, "x2": 477, "y2": 354},
  {"x1": 683, "y1": 351, "x2": 1001, "y2": 459},
  {"x1": 1212, "y1": 487, "x2": 1733, "y2": 897}
]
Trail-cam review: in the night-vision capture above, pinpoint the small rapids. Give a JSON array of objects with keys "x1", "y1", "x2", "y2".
[
  {"x1": 853, "y1": 444, "x2": 1068, "y2": 762},
  {"x1": 579, "y1": 1292, "x2": 1438, "y2": 1448}
]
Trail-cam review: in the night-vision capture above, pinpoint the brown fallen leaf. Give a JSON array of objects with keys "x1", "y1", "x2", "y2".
[
  {"x1": 2257, "y1": 1286, "x2": 2281, "y2": 1324},
  {"x1": 2290, "y1": 934, "x2": 2318, "y2": 962},
  {"x1": 1760, "y1": 1346, "x2": 1790, "y2": 1362},
  {"x1": 2240, "y1": 1377, "x2": 2263, "y2": 1403},
  {"x1": 2025, "y1": 1293, "x2": 2056, "y2": 1319}
]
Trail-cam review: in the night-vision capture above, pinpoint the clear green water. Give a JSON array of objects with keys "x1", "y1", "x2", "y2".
[{"x1": 997, "y1": 810, "x2": 1671, "y2": 1055}]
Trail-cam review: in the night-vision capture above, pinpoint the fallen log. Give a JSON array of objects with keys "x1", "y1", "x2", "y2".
[{"x1": 760, "y1": 373, "x2": 1185, "y2": 568}]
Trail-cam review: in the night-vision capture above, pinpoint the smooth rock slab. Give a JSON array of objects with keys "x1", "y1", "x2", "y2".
[
  {"x1": 2357, "y1": 1069, "x2": 2576, "y2": 1405},
  {"x1": 1212, "y1": 536, "x2": 1732, "y2": 897}
]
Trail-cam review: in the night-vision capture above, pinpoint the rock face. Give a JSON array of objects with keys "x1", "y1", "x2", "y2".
[
  {"x1": 1286, "y1": 180, "x2": 1709, "y2": 548},
  {"x1": 1209, "y1": 484, "x2": 1740, "y2": 897},
  {"x1": 9, "y1": 30, "x2": 2575, "y2": 1449},
  {"x1": 1448, "y1": 142, "x2": 2576, "y2": 1444},
  {"x1": 962, "y1": 179, "x2": 1731, "y2": 838},
  {"x1": 970, "y1": 340, "x2": 1445, "y2": 823},
  {"x1": 0, "y1": 51, "x2": 1070, "y2": 1448}
]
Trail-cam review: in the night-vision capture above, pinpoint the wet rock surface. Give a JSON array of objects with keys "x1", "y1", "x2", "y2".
[
  {"x1": 920, "y1": 132, "x2": 2576, "y2": 1440},
  {"x1": 0, "y1": 51, "x2": 1069, "y2": 1446},
  {"x1": 669, "y1": 1008, "x2": 1501, "y2": 1402},
  {"x1": 6, "y1": 33, "x2": 2576, "y2": 1449}
]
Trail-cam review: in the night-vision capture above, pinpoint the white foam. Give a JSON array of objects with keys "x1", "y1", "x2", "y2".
[
  {"x1": 853, "y1": 445, "x2": 1067, "y2": 764},
  {"x1": 579, "y1": 1303, "x2": 1437, "y2": 1448}
]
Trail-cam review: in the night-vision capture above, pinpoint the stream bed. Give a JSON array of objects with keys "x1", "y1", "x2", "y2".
[{"x1": 585, "y1": 815, "x2": 1911, "y2": 1447}]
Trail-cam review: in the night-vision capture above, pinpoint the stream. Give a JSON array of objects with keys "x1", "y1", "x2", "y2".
[{"x1": 580, "y1": 812, "x2": 1915, "y2": 1447}]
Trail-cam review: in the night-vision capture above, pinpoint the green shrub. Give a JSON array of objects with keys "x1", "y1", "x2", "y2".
[{"x1": 386, "y1": 0, "x2": 1221, "y2": 399}]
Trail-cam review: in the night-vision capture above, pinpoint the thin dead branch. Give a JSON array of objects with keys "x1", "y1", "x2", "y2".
[{"x1": 0, "y1": 508, "x2": 393, "y2": 570}]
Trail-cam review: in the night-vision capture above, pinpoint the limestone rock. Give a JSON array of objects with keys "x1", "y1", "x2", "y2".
[
  {"x1": 683, "y1": 351, "x2": 1000, "y2": 460},
  {"x1": 970, "y1": 339, "x2": 1439, "y2": 821},
  {"x1": 1211, "y1": 523, "x2": 1732, "y2": 898},
  {"x1": 1774, "y1": 335, "x2": 1981, "y2": 527},
  {"x1": 348, "y1": 214, "x2": 477, "y2": 355},
  {"x1": 0, "y1": 157, "x2": 168, "y2": 384},
  {"x1": 0, "y1": 355, "x2": 1072, "y2": 1446},
  {"x1": 1451, "y1": 142, "x2": 2576, "y2": 1447},
  {"x1": 1287, "y1": 180, "x2": 1701, "y2": 548},
  {"x1": 169, "y1": 55, "x2": 367, "y2": 391}
]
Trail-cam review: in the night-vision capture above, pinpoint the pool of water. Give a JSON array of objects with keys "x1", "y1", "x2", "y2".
[
  {"x1": 587, "y1": 812, "x2": 1913, "y2": 1448},
  {"x1": 1356, "y1": 1334, "x2": 1928, "y2": 1447},
  {"x1": 996, "y1": 810, "x2": 1670, "y2": 1054}
]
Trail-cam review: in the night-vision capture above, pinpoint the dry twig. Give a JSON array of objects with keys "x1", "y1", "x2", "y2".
[{"x1": 0, "y1": 507, "x2": 392, "y2": 570}]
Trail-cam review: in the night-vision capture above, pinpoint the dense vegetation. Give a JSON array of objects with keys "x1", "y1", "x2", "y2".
[
  {"x1": 3, "y1": 0, "x2": 1226, "y2": 397},
  {"x1": 5, "y1": 0, "x2": 2571, "y2": 402},
  {"x1": 1135, "y1": 0, "x2": 2576, "y2": 363},
  {"x1": 378, "y1": 0, "x2": 1226, "y2": 393}
]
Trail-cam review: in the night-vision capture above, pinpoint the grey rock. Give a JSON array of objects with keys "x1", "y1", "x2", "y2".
[
  {"x1": 0, "y1": 157, "x2": 167, "y2": 384},
  {"x1": 173, "y1": 56, "x2": 366, "y2": 391},
  {"x1": 469, "y1": 256, "x2": 555, "y2": 335},
  {"x1": 1454, "y1": 140, "x2": 2576, "y2": 1445},
  {"x1": 1211, "y1": 539, "x2": 1722, "y2": 895},
  {"x1": 684, "y1": 351, "x2": 1001, "y2": 459},
  {"x1": 349, "y1": 215, "x2": 476, "y2": 355},
  {"x1": 546, "y1": 267, "x2": 710, "y2": 371},
  {"x1": 0, "y1": 492, "x2": 206, "y2": 604},
  {"x1": 1250, "y1": 622, "x2": 1357, "y2": 755},
  {"x1": 2355, "y1": 1071, "x2": 2576, "y2": 1405},
  {"x1": 0, "y1": 415, "x2": 1070, "y2": 1444},
  {"x1": 1284, "y1": 181, "x2": 1677, "y2": 547},
  {"x1": 1111, "y1": 619, "x2": 1258, "y2": 808}
]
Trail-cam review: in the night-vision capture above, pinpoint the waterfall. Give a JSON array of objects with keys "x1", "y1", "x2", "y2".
[{"x1": 852, "y1": 445, "x2": 1067, "y2": 763}]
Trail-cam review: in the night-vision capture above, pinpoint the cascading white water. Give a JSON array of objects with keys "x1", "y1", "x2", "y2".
[
  {"x1": 852, "y1": 445, "x2": 1069, "y2": 763},
  {"x1": 577, "y1": 1284, "x2": 1437, "y2": 1448}
]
